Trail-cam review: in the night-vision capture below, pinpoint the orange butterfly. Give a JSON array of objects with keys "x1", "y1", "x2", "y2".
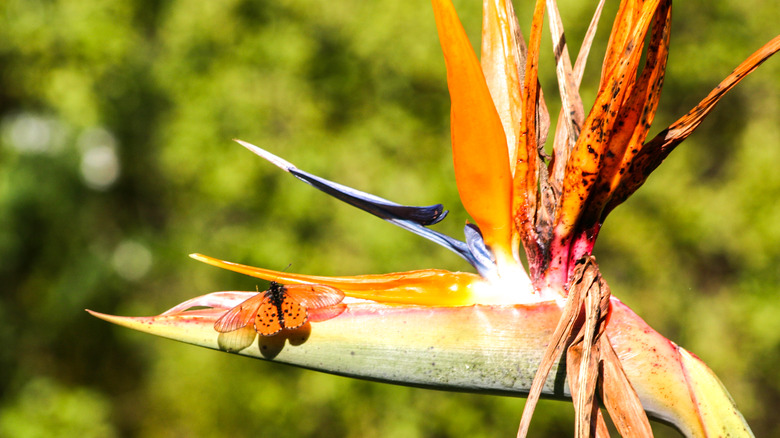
[{"x1": 214, "y1": 282, "x2": 346, "y2": 336}]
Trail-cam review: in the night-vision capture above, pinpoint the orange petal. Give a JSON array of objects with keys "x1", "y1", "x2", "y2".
[
  {"x1": 581, "y1": 0, "x2": 671, "y2": 226},
  {"x1": 432, "y1": 0, "x2": 514, "y2": 259},
  {"x1": 550, "y1": 1, "x2": 660, "y2": 268},
  {"x1": 605, "y1": 33, "x2": 780, "y2": 214},
  {"x1": 600, "y1": 0, "x2": 642, "y2": 89},
  {"x1": 190, "y1": 253, "x2": 486, "y2": 306}
]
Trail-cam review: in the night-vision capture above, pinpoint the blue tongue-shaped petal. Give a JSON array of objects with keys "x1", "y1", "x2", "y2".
[
  {"x1": 234, "y1": 139, "x2": 496, "y2": 276},
  {"x1": 236, "y1": 139, "x2": 445, "y2": 225},
  {"x1": 464, "y1": 224, "x2": 495, "y2": 275},
  {"x1": 288, "y1": 167, "x2": 447, "y2": 226}
]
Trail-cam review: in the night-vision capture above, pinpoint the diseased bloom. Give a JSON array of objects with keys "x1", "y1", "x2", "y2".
[{"x1": 90, "y1": 0, "x2": 779, "y2": 436}]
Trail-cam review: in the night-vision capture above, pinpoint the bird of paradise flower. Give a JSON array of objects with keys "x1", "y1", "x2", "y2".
[{"x1": 89, "y1": 0, "x2": 779, "y2": 436}]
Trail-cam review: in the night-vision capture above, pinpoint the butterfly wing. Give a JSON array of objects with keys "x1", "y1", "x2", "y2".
[
  {"x1": 284, "y1": 284, "x2": 345, "y2": 310},
  {"x1": 307, "y1": 302, "x2": 347, "y2": 322},
  {"x1": 216, "y1": 325, "x2": 257, "y2": 352},
  {"x1": 254, "y1": 299, "x2": 284, "y2": 336},
  {"x1": 214, "y1": 293, "x2": 265, "y2": 333},
  {"x1": 284, "y1": 284, "x2": 346, "y2": 324},
  {"x1": 279, "y1": 298, "x2": 308, "y2": 330}
]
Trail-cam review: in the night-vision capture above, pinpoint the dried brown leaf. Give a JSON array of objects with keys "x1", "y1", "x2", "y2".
[
  {"x1": 601, "y1": 335, "x2": 654, "y2": 437},
  {"x1": 511, "y1": 0, "x2": 546, "y2": 276},
  {"x1": 481, "y1": 0, "x2": 526, "y2": 175},
  {"x1": 525, "y1": 256, "x2": 651, "y2": 437},
  {"x1": 547, "y1": 0, "x2": 585, "y2": 158},
  {"x1": 516, "y1": 256, "x2": 585, "y2": 437},
  {"x1": 549, "y1": 0, "x2": 607, "y2": 216},
  {"x1": 567, "y1": 258, "x2": 610, "y2": 438},
  {"x1": 567, "y1": 341, "x2": 611, "y2": 438}
]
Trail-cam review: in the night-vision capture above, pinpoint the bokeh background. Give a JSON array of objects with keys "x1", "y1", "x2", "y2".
[{"x1": 1, "y1": 0, "x2": 778, "y2": 436}]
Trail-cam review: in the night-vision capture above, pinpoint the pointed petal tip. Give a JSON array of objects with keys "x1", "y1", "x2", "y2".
[
  {"x1": 85, "y1": 308, "x2": 103, "y2": 319},
  {"x1": 87, "y1": 309, "x2": 134, "y2": 325},
  {"x1": 189, "y1": 252, "x2": 242, "y2": 273},
  {"x1": 86, "y1": 309, "x2": 147, "y2": 330},
  {"x1": 189, "y1": 252, "x2": 223, "y2": 269},
  {"x1": 233, "y1": 139, "x2": 295, "y2": 171},
  {"x1": 89, "y1": 307, "x2": 224, "y2": 349},
  {"x1": 189, "y1": 252, "x2": 232, "y2": 269}
]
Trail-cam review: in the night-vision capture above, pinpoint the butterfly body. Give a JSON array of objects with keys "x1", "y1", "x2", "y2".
[{"x1": 214, "y1": 281, "x2": 345, "y2": 336}]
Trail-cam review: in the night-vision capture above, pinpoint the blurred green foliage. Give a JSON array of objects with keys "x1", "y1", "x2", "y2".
[{"x1": 0, "y1": 0, "x2": 777, "y2": 436}]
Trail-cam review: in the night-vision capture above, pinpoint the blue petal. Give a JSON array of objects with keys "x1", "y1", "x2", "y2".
[
  {"x1": 235, "y1": 139, "x2": 445, "y2": 225},
  {"x1": 464, "y1": 224, "x2": 496, "y2": 276},
  {"x1": 287, "y1": 167, "x2": 447, "y2": 225},
  {"x1": 235, "y1": 139, "x2": 496, "y2": 273}
]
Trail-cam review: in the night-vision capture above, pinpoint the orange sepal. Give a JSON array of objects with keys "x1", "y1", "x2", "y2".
[
  {"x1": 432, "y1": 0, "x2": 514, "y2": 259},
  {"x1": 190, "y1": 253, "x2": 485, "y2": 306},
  {"x1": 581, "y1": 0, "x2": 671, "y2": 226},
  {"x1": 605, "y1": 34, "x2": 780, "y2": 214},
  {"x1": 553, "y1": 0, "x2": 660, "y2": 240}
]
